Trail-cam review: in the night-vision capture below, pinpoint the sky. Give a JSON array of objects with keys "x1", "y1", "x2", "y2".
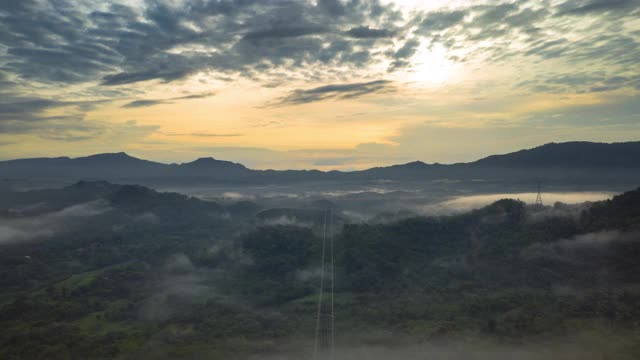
[{"x1": 0, "y1": 0, "x2": 639, "y2": 170}]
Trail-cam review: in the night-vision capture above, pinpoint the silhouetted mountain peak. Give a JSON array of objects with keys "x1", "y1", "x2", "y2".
[
  {"x1": 473, "y1": 141, "x2": 640, "y2": 168},
  {"x1": 365, "y1": 160, "x2": 428, "y2": 172},
  {"x1": 191, "y1": 157, "x2": 220, "y2": 164},
  {"x1": 403, "y1": 160, "x2": 428, "y2": 168},
  {"x1": 183, "y1": 157, "x2": 247, "y2": 169},
  {"x1": 69, "y1": 180, "x2": 114, "y2": 189},
  {"x1": 76, "y1": 152, "x2": 142, "y2": 163}
]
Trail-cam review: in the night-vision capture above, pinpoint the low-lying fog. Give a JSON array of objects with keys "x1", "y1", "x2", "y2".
[
  {"x1": 158, "y1": 182, "x2": 614, "y2": 222},
  {"x1": 419, "y1": 192, "x2": 614, "y2": 215},
  {"x1": 248, "y1": 332, "x2": 631, "y2": 360}
]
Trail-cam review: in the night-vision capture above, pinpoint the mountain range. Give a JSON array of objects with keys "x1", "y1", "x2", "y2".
[{"x1": 1, "y1": 141, "x2": 640, "y2": 185}]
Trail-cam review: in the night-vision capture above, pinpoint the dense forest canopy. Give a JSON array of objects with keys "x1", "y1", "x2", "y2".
[{"x1": 1, "y1": 182, "x2": 639, "y2": 359}]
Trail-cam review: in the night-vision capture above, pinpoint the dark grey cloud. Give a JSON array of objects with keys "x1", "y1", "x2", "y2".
[
  {"x1": 0, "y1": 94, "x2": 107, "y2": 123},
  {"x1": 516, "y1": 72, "x2": 640, "y2": 94},
  {"x1": 0, "y1": 1, "x2": 122, "y2": 83},
  {"x1": 525, "y1": 39, "x2": 571, "y2": 58},
  {"x1": 0, "y1": 0, "x2": 402, "y2": 87},
  {"x1": 243, "y1": 25, "x2": 328, "y2": 41},
  {"x1": 417, "y1": 10, "x2": 467, "y2": 33},
  {"x1": 102, "y1": 68, "x2": 194, "y2": 86},
  {"x1": 388, "y1": 38, "x2": 421, "y2": 71},
  {"x1": 556, "y1": 0, "x2": 640, "y2": 16},
  {"x1": 274, "y1": 80, "x2": 395, "y2": 106},
  {"x1": 0, "y1": 111, "x2": 104, "y2": 141},
  {"x1": 345, "y1": 26, "x2": 396, "y2": 38},
  {"x1": 0, "y1": 93, "x2": 155, "y2": 141},
  {"x1": 1, "y1": 0, "x2": 636, "y2": 91},
  {"x1": 0, "y1": 97, "x2": 64, "y2": 121},
  {"x1": 0, "y1": 0, "x2": 637, "y2": 124},
  {"x1": 123, "y1": 99, "x2": 169, "y2": 108},
  {"x1": 472, "y1": 3, "x2": 519, "y2": 24},
  {"x1": 503, "y1": 7, "x2": 549, "y2": 29},
  {"x1": 122, "y1": 91, "x2": 215, "y2": 108}
]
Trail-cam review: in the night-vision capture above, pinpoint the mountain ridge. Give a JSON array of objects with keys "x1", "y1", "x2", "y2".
[{"x1": 2, "y1": 141, "x2": 640, "y2": 184}]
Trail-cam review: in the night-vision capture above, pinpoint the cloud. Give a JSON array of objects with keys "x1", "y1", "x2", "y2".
[
  {"x1": 521, "y1": 230, "x2": 640, "y2": 263},
  {"x1": 261, "y1": 216, "x2": 313, "y2": 228},
  {"x1": 101, "y1": 68, "x2": 194, "y2": 86},
  {"x1": 248, "y1": 333, "x2": 626, "y2": 360},
  {"x1": 525, "y1": 95, "x2": 640, "y2": 126},
  {"x1": 122, "y1": 91, "x2": 216, "y2": 108},
  {"x1": 407, "y1": 0, "x2": 640, "y2": 90},
  {"x1": 138, "y1": 250, "x2": 255, "y2": 323},
  {"x1": 417, "y1": 192, "x2": 612, "y2": 217},
  {"x1": 472, "y1": 3, "x2": 520, "y2": 25},
  {"x1": 417, "y1": 9, "x2": 467, "y2": 33},
  {"x1": 556, "y1": 0, "x2": 640, "y2": 16},
  {"x1": 0, "y1": 1, "x2": 123, "y2": 84},
  {"x1": 1, "y1": 0, "x2": 402, "y2": 87},
  {"x1": 164, "y1": 132, "x2": 242, "y2": 137},
  {"x1": 345, "y1": 26, "x2": 396, "y2": 38},
  {"x1": 0, "y1": 95, "x2": 159, "y2": 142},
  {"x1": 139, "y1": 256, "x2": 216, "y2": 322},
  {"x1": 0, "y1": 0, "x2": 639, "y2": 162},
  {"x1": 274, "y1": 80, "x2": 395, "y2": 106},
  {"x1": 1, "y1": 0, "x2": 637, "y2": 91},
  {"x1": 122, "y1": 99, "x2": 168, "y2": 108},
  {"x1": 517, "y1": 73, "x2": 640, "y2": 94},
  {"x1": 243, "y1": 25, "x2": 329, "y2": 41},
  {"x1": 0, "y1": 113, "x2": 103, "y2": 141},
  {"x1": 134, "y1": 211, "x2": 160, "y2": 224},
  {"x1": 0, "y1": 94, "x2": 106, "y2": 122},
  {"x1": 178, "y1": 92, "x2": 216, "y2": 100},
  {"x1": 1, "y1": 0, "x2": 637, "y2": 97},
  {"x1": 0, "y1": 200, "x2": 111, "y2": 244},
  {"x1": 388, "y1": 38, "x2": 421, "y2": 70},
  {"x1": 0, "y1": 92, "x2": 124, "y2": 141}
]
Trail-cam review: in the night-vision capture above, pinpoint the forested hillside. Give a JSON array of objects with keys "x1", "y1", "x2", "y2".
[{"x1": 1, "y1": 183, "x2": 640, "y2": 359}]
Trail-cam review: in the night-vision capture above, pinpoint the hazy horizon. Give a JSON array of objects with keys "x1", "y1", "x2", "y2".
[{"x1": 2, "y1": 140, "x2": 639, "y2": 171}]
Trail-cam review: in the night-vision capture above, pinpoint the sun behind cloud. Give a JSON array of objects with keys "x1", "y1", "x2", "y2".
[{"x1": 401, "y1": 44, "x2": 458, "y2": 85}]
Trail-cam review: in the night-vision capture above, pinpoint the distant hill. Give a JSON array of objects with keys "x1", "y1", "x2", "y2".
[
  {"x1": 472, "y1": 142, "x2": 640, "y2": 168},
  {"x1": 0, "y1": 152, "x2": 250, "y2": 181},
  {"x1": 0, "y1": 180, "x2": 225, "y2": 217},
  {"x1": 1, "y1": 142, "x2": 639, "y2": 185},
  {"x1": 0, "y1": 152, "x2": 166, "y2": 179}
]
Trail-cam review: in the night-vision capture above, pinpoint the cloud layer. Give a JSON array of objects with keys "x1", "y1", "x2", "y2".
[{"x1": 0, "y1": 0, "x2": 639, "y2": 166}]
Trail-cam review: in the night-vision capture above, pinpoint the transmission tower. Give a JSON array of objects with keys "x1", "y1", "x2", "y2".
[{"x1": 535, "y1": 180, "x2": 543, "y2": 206}]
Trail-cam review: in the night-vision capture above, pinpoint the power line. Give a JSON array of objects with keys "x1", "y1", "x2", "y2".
[
  {"x1": 313, "y1": 207, "x2": 336, "y2": 360},
  {"x1": 329, "y1": 207, "x2": 335, "y2": 359},
  {"x1": 313, "y1": 209, "x2": 328, "y2": 360}
]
